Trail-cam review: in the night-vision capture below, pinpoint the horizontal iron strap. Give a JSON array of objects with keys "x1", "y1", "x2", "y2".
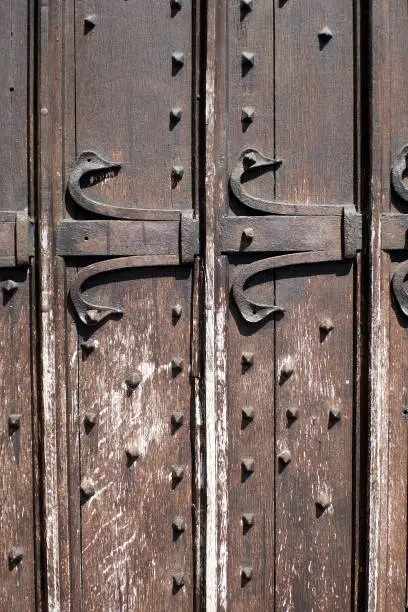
[
  {"x1": 56, "y1": 214, "x2": 199, "y2": 263},
  {"x1": 221, "y1": 215, "x2": 349, "y2": 255},
  {"x1": 0, "y1": 210, "x2": 33, "y2": 267},
  {"x1": 381, "y1": 213, "x2": 408, "y2": 250}
]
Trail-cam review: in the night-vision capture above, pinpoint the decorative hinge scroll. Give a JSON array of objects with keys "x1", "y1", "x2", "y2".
[
  {"x1": 227, "y1": 148, "x2": 362, "y2": 323},
  {"x1": 60, "y1": 151, "x2": 199, "y2": 325}
]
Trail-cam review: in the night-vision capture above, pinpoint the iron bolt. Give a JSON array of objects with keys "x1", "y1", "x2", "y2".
[
  {"x1": 172, "y1": 52, "x2": 185, "y2": 67},
  {"x1": 173, "y1": 571, "x2": 185, "y2": 588},
  {"x1": 330, "y1": 407, "x2": 341, "y2": 421},
  {"x1": 84, "y1": 14, "x2": 98, "y2": 29},
  {"x1": 8, "y1": 546, "x2": 23, "y2": 570},
  {"x1": 2, "y1": 280, "x2": 18, "y2": 293},
  {"x1": 125, "y1": 444, "x2": 140, "y2": 464},
  {"x1": 172, "y1": 516, "x2": 186, "y2": 533},
  {"x1": 319, "y1": 317, "x2": 334, "y2": 333},
  {"x1": 172, "y1": 303, "x2": 183, "y2": 318},
  {"x1": 81, "y1": 339, "x2": 99, "y2": 353},
  {"x1": 316, "y1": 492, "x2": 331, "y2": 511},
  {"x1": 171, "y1": 464, "x2": 185, "y2": 483},
  {"x1": 242, "y1": 227, "x2": 254, "y2": 241},
  {"x1": 242, "y1": 352, "x2": 254, "y2": 367},
  {"x1": 241, "y1": 51, "x2": 255, "y2": 67},
  {"x1": 281, "y1": 357, "x2": 294, "y2": 378},
  {"x1": 86, "y1": 309, "x2": 103, "y2": 324},
  {"x1": 241, "y1": 107, "x2": 255, "y2": 123},
  {"x1": 278, "y1": 449, "x2": 292, "y2": 466},
  {"x1": 80, "y1": 478, "x2": 95, "y2": 500},
  {"x1": 243, "y1": 151, "x2": 257, "y2": 167},
  {"x1": 171, "y1": 411, "x2": 184, "y2": 426},
  {"x1": 241, "y1": 0, "x2": 253, "y2": 12},
  {"x1": 242, "y1": 513, "x2": 255, "y2": 528},
  {"x1": 125, "y1": 371, "x2": 142, "y2": 389},
  {"x1": 8, "y1": 413, "x2": 21, "y2": 433},
  {"x1": 171, "y1": 357, "x2": 184, "y2": 371},
  {"x1": 170, "y1": 0, "x2": 182, "y2": 11},
  {"x1": 318, "y1": 26, "x2": 333, "y2": 44},
  {"x1": 241, "y1": 566, "x2": 253, "y2": 581},
  {"x1": 286, "y1": 406, "x2": 299, "y2": 420},
  {"x1": 172, "y1": 165, "x2": 184, "y2": 181},
  {"x1": 242, "y1": 405, "x2": 255, "y2": 421},
  {"x1": 84, "y1": 412, "x2": 98, "y2": 430},
  {"x1": 242, "y1": 457, "x2": 255, "y2": 474},
  {"x1": 170, "y1": 107, "x2": 182, "y2": 122}
]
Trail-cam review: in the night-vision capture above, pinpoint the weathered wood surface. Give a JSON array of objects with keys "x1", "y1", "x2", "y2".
[{"x1": 0, "y1": 0, "x2": 37, "y2": 610}]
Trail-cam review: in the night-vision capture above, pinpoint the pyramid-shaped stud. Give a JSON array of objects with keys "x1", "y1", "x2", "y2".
[
  {"x1": 242, "y1": 227, "x2": 254, "y2": 241},
  {"x1": 241, "y1": 106, "x2": 255, "y2": 123},
  {"x1": 278, "y1": 449, "x2": 292, "y2": 466},
  {"x1": 8, "y1": 413, "x2": 21, "y2": 434},
  {"x1": 171, "y1": 464, "x2": 185, "y2": 482},
  {"x1": 171, "y1": 357, "x2": 184, "y2": 372},
  {"x1": 242, "y1": 352, "x2": 254, "y2": 367},
  {"x1": 86, "y1": 309, "x2": 104, "y2": 324},
  {"x1": 242, "y1": 513, "x2": 255, "y2": 528},
  {"x1": 240, "y1": 0, "x2": 253, "y2": 13},
  {"x1": 172, "y1": 516, "x2": 186, "y2": 533},
  {"x1": 170, "y1": 107, "x2": 183, "y2": 122},
  {"x1": 84, "y1": 412, "x2": 98, "y2": 431},
  {"x1": 171, "y1": 411, "x2": 184, "y2": 426},
  {"x1": 84, "y1": 14, "x2": 98, "y2": 30},
  {"x1": 316, "y1": 492, "x2": 331, "y2": 511},
  {"x1": 8, "y1": 546, "x2": 24, "y2": 570},
  {"x1": 81, "y1": 339, "x2": 99, "y2": 353},
  {"x1": 329, "y1": 407, "x2": 341, "y2": 421},
  {"x1": 242, "y1": 457, "x2": 255, "y2": 474},
  {"x1": 172, "y1": 303, "x2": 183, "y2": 318},
  {"x1": 80, "y1": 478, "x2": 95, "y2": 501},
  {"x1": 318, "y1": 26, "x2": 333, "y2": 45},
  {"x1": 2, "y1": 280, "x2": 18, "y2": 293},
  {"x1": 170, "y1": 0, "x2": 182, "y2": 12},
  {"x1": 242, "y1": 405, "x2": 255, "y2": 421},
  {"x1": 173, "y1": 571, "x2": 185, "y2": 588},
  {"x1": 243, "y1": 151, "x2": 257, "y2": 168},
  {"x1": 241, "y1": 566, "x2": 253, "y2": 582},
  {"x1": 242, "y1": 51, "x2": 255, "y2": 67},
  {"x1": 172, "y1": 52, "x2": 185, "y2": 68},
  {"x1": 280, "y1": 357, "x2": 294, "y2": 378},
  {"x1": 320, "y1": 317, "x2": 334, "y2": 334},
  {"x1": 172, "y1": 165, "x2": 184, "y2": 181},
  {"x1": 286, "y1": 406, "x2": 299, "y2": 420},
  {"x1": 125, "y1": 444, "x2": 140, "y2": 466},
  {"x1": 125, "y1": 371, "x2": 142, "y2": 389}
]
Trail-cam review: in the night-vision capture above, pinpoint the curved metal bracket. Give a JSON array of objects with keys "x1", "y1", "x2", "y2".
[
  {"x1": 233, "y1": 251, "x2": 343, "y2": 323},
  {"x1": 392, "y1": 260, "x2": 408, "y2": 316},
  {"x1": 230, "y1": 148, "x2": 353, "y2": 216},
  {"x1": 391, "y1": 144, "x2": 408, "y2": 202},
  {"x1": 71, "y1": 255, "x2": 180, "y2": 325},
  {"x1": 68, "y1": 151, "x2": 180, "y2": 220}
]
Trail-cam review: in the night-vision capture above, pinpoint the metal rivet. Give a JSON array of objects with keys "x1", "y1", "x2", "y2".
[
  {"x1": 173, "y1": 571, "x2": 185, "y2": 589},
  {"x1": 8, "y1": 413, "x2": 21, "y2": 434},
  {"x1": 172, "y1": 516, "x2": 186, "y2": 533},
  {"x1": 80, "y1": 478, "x2": 95, "y2": 501},
  {"x1": 84, "y1": 14, "x2": 98, "y2": 30},
  {"x1": 242, "y1": 227, "x2": 254, "y2": 241},
  {"x1": 280, "y1": 357, "x2": 294, "y2": 378},
  {"x1": 286, "y1": 406, "x2": 299, "y2": 420},
  {"x1": 243, "y1": 151, "x2": 257, "y2": 168},
  {"x1": 242, "y1": 457, "x2": 255, "y2": 474},
  {"x1": 278, "y1": 449, "x2": 292, "y2": 466},
  {"x1": 125, "y1": 371, "x2": 142, "y2": 389},
  {"x1": 171, "y1": 411, "x2": 184, "y2": 426},
  {"x1": 242, "y1": 352, "x2": 254, "y2": 367},
  {"x1": 172, "y1": 303, "x2": 183, "y2": 318},
  {"x1": 2, "y1": 280, "x2": 18, "y2": 293},
  {"x1": 240, "y1": 0, "x2": 253, "y2": 12},
  {"x1": 170, "y1": 107, "x2": 182, "y2": 122},
  {"x1": 171, "y1": 464, "x2": 185, "y2": 482},
  {"x1": 318, "y1": 26, "x2": 333, "y2": 45},
  {"x1": 8, "y1": 546, "x2": 23, "y2": 570},
  {"x1": 84, "y1": 412, "x2": 97, "y2": 431},
  {"x1": 242, "y1": 405, "x2": 255, "y2": 421},
  {"x1": 172, "y1": 52, "x2": 185, "y2": 68},
  {"x1": 86, "y1": 309, "x2": 103, "y2": 324},
  {"x1": 125, "y1": 444, "x2": 140, "y2": 466},
  {"x1": 241, "y1": 566, "x2": 253, "y2": 582},
  {"x1": 242, "y1": 51, "x2": 255, "y2": 67},
  {"x1": 172, "y1": 165, "x2": 184, "y2": 181},
  {"x1": 242, "y1": 513, "x2": 255, "y2": 529},
  {"x1": 329, "y1": 407, "x2": 341, "y2": 421},
  {"x1": 81, "y1": 339, "x2": 99, "y2": 353},
  {"x1": 241, "y1": 106, "x2": 255, "y2": 123},
  {"x1": 316, "y1": 492, "x2": 331, "y2": 511},
  {"x1": 171, "y1": 357, "x2": 184, "y2": 371},
  {"x1": 319, "y1": 317, "x2": 334, "y2": 334},
  {"x1": 170, "y1": 0, "x2": 182, "y2": 12}
]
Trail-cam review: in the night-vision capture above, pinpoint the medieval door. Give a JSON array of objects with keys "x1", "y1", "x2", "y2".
[{"x1": 2, "y1": 0, "x2": 408, "y2": 610}]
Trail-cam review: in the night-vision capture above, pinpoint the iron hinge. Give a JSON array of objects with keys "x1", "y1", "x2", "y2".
[{"x1": 0, "y1": 209, "x2": 34, "y2": 267}]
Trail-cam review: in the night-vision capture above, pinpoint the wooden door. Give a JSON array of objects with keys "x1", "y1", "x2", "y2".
[{"x1": 2, "y1": 0, "x2": 408, "y2": 610}]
